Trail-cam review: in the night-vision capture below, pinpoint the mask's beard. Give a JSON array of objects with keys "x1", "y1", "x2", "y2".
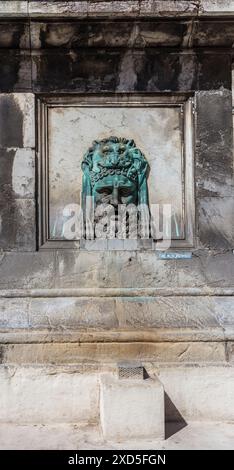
[{"x1": 93, "y1": 204, "x2": 140, "y2": 239}]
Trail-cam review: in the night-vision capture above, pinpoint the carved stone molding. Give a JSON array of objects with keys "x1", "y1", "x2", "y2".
[{"x1": 37, "y1": 93, "x2": 195, "y2": 249}]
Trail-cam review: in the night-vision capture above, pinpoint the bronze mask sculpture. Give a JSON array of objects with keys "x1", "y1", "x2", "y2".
[{"x1": 81, "y1": 136, "x2": 149, "y2": 236}]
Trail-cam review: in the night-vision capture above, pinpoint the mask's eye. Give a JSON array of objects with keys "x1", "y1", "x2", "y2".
[
  {"x1": 119, "y1": 187, "x2": 132, "y2": 197},
  {"x1": 102, "y1": 146, "x2": 109, "y2": 154},
  {"x1": 119, "y1": 146, "x2": 125, "y2": 154},
  {"x1": 96, "y1": 187, "x2": 112, "y2": 195}
]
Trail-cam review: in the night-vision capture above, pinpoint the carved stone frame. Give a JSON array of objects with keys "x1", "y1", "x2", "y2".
[{"x1": 37, "y1": 94, "x2": 195, "y2": 250}]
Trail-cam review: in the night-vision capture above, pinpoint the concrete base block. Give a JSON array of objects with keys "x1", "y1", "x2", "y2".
[{"x1": 100, "y1": 374, "x2": 165, "y2": 441}]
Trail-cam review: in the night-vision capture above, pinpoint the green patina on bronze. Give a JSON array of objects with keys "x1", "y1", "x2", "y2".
[{"x1": 81, "y1": 136, "x2": 149, "y2": 210}]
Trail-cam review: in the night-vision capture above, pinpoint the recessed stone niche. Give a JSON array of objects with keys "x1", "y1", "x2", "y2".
[{"x1": 38, "y1": 94, "x2": 195, "y2": 249}]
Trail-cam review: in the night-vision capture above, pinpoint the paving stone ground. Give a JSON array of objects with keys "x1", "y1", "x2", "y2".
[{"x1": 0, "y1": 421, "x2": 233, "y2": 450}]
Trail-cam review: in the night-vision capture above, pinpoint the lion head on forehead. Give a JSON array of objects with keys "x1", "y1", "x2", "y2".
[
  {"x1": 81, "y1": 136, "x2": 149, "y2": 207},
  {"x1": 81, "y1": 136, "x2": 149, "y2": 185}
]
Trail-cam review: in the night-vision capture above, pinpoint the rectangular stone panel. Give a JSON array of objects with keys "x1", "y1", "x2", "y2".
[
  {"x1": 48, "y1": 102, "x2": 184, "y2": 239},
  {"x1": 38, "y1": 95, "x2": 195, "y2": 247}
]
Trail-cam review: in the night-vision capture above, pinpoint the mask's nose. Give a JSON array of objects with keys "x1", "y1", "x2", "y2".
[
  {"x1": 110, "y1": 151, "x2": 119, "y2": 166},
  {"x1": 111, "y1": 186, "x2": 119, "y2": 208},
  {"x1": 110, "y1": 180, "x2": 120, "y2": 208}
]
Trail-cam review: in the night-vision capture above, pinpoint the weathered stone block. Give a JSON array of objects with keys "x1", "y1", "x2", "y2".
[
  {"x1": 30, "y1": 19, "x2": 234, "y2": 50},
  {"x1": 0, "y1": 298, "x2": 29, "y2": 329},
  {"x1": 0, "y1": 147, "x2": 35, "y2": 203},
  {"x1": 194, "y1": 21, "x2": 234, "y2": 47},
  {"x1": 115, "y1": 296, "x2": 226, "y2": 330},
  {"x1": 0, "y1": 21, "x2": 29, "y2": 49},
  {"x1": 28, "y1": 297, "x2": 118, "y2": 329},
  {"x1": 29, "y1": 1, "x2": 88, "y2": 18},
  {"x1": 198, "y1": 53, "x2": 231, "y2": 90},
  {"x1": 203, "y1": 252, "x2": 234, "y2": 286},
  {"x1": 0, "y1": 198, "x2": 36, "y2": 251},
  {"x1": 212, "y1": 297, "x2": 234, "y2": 329},
  {"x1": 196, "y1": 90, "x2": 233, "y2": 198},
  {"x1": 0, "y1": 252, "x2": 56, "y2": 289},
  {"x1": 32, "y1": 49, "x2": 119, "y2": 92},
  {"x1": 117, "y1": 252, "x2": 177, "y2": 288},
  {"x1": 53, "y1": 250, "x2": 234, "y2": 289},
  {"x1": 158, "y1": 366, "x2": 234, "y2": 421},
  {"x1": 55, "y1": 251, "x2": 107, "y2": 287},
  {"x1": 0, "y1": 51, "x2": 31, "y2": 92},
  {"x1": 100, "y1": 374, "x2": 165, "y2": 440},
  {"x1": 174, "y1": 255, "x2": 207, "y2": 287},
  {"x1": 198, "y1": 197, "x2": 234, "y2": 249},
  {"x1": 31, "y1": 49, "x2": 199, "y2": 93},
  {"x1": 226, "y1": 342, "x2": 234, "y2": 363},
  {"x1": 0, "y1": 1, "x2": 28, "y2": 17},
  {"x1": 12, "y1": 148, "x2": 35, "y2": 198},
  {"x1": 0, "y1": 366, "x2": 99, "y2": 424},
  {"x1": 0, "y1": 148, "x2": 16, "y2": 199},
  {"x1": 1, "y1": 341, "x2": 226, "y2": 365},
  {"x1": 88, "y1": 1, "x2": 140, "y2": 17},
  {"x1": 200, "y1": 0, "x2": 234, "y2": 16},
  {"x1": 30, "y1": 20, "x2": 187, "y2": 49},
  {"x1": 0, "y1": 93, "x2": 35, "y2": 148},
  {"x1": 139, "y1": 1, "x2": 199, "y2": 16},
  {"x1": 134, "y1": 51, "x2": 196, "y2": 92}
]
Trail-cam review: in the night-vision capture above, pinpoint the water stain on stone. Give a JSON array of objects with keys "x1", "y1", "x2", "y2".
[
  {"x1": 0, "y1": 51, "x2": 22, "y2": 93},
  {"x1": 0, "y1": 95, "x2": 23, "y2": 148},
  {"x1": 0, "y1": 148, "x2": 17, "y2": 248},
  {"x1": 0, "y1": 346, "x2": 3, "y2": 364}
]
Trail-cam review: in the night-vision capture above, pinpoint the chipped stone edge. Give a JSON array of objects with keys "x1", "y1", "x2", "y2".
[{"x1": 0, "y1": 287, "x2": 234, "y2": 297}]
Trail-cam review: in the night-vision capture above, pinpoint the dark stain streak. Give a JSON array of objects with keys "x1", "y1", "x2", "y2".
[
  {"x1": 0, "y1": 346, "x2": 3, "y2": 364},
  {"x1": 0, "y1": 95, "x2": 23, "y2": 148},
  {"x1": 0, "y1": 148, "x2": 17, "y2": 249}
]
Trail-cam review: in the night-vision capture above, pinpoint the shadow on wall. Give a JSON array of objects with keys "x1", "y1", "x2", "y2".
[{"x1": 165, "y1": 392, "x2": 187, "y2": 439}]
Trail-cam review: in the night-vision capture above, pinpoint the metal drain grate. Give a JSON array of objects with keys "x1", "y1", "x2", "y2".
[{"x1": 118, "y1": 363, "x2": 144, "y2": 380}]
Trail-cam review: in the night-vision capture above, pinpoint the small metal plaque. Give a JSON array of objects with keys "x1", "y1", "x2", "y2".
[{"x1": 158, "y1": 251, "x2": 192, "y2": 260}]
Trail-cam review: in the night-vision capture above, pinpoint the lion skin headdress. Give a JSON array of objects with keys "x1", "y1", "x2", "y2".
[{"x1": 81, "y1": 136, "x2": 149, "y2": 206}]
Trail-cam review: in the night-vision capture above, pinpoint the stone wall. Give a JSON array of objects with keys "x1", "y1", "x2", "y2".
[{"x1": 0, "y1": 1, "x2": 233, "y2": 426}]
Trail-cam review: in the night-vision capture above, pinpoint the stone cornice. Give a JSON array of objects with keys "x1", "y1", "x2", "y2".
[{"x1": 0, "y1": 1, "x2": 234, "y2": 19}]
